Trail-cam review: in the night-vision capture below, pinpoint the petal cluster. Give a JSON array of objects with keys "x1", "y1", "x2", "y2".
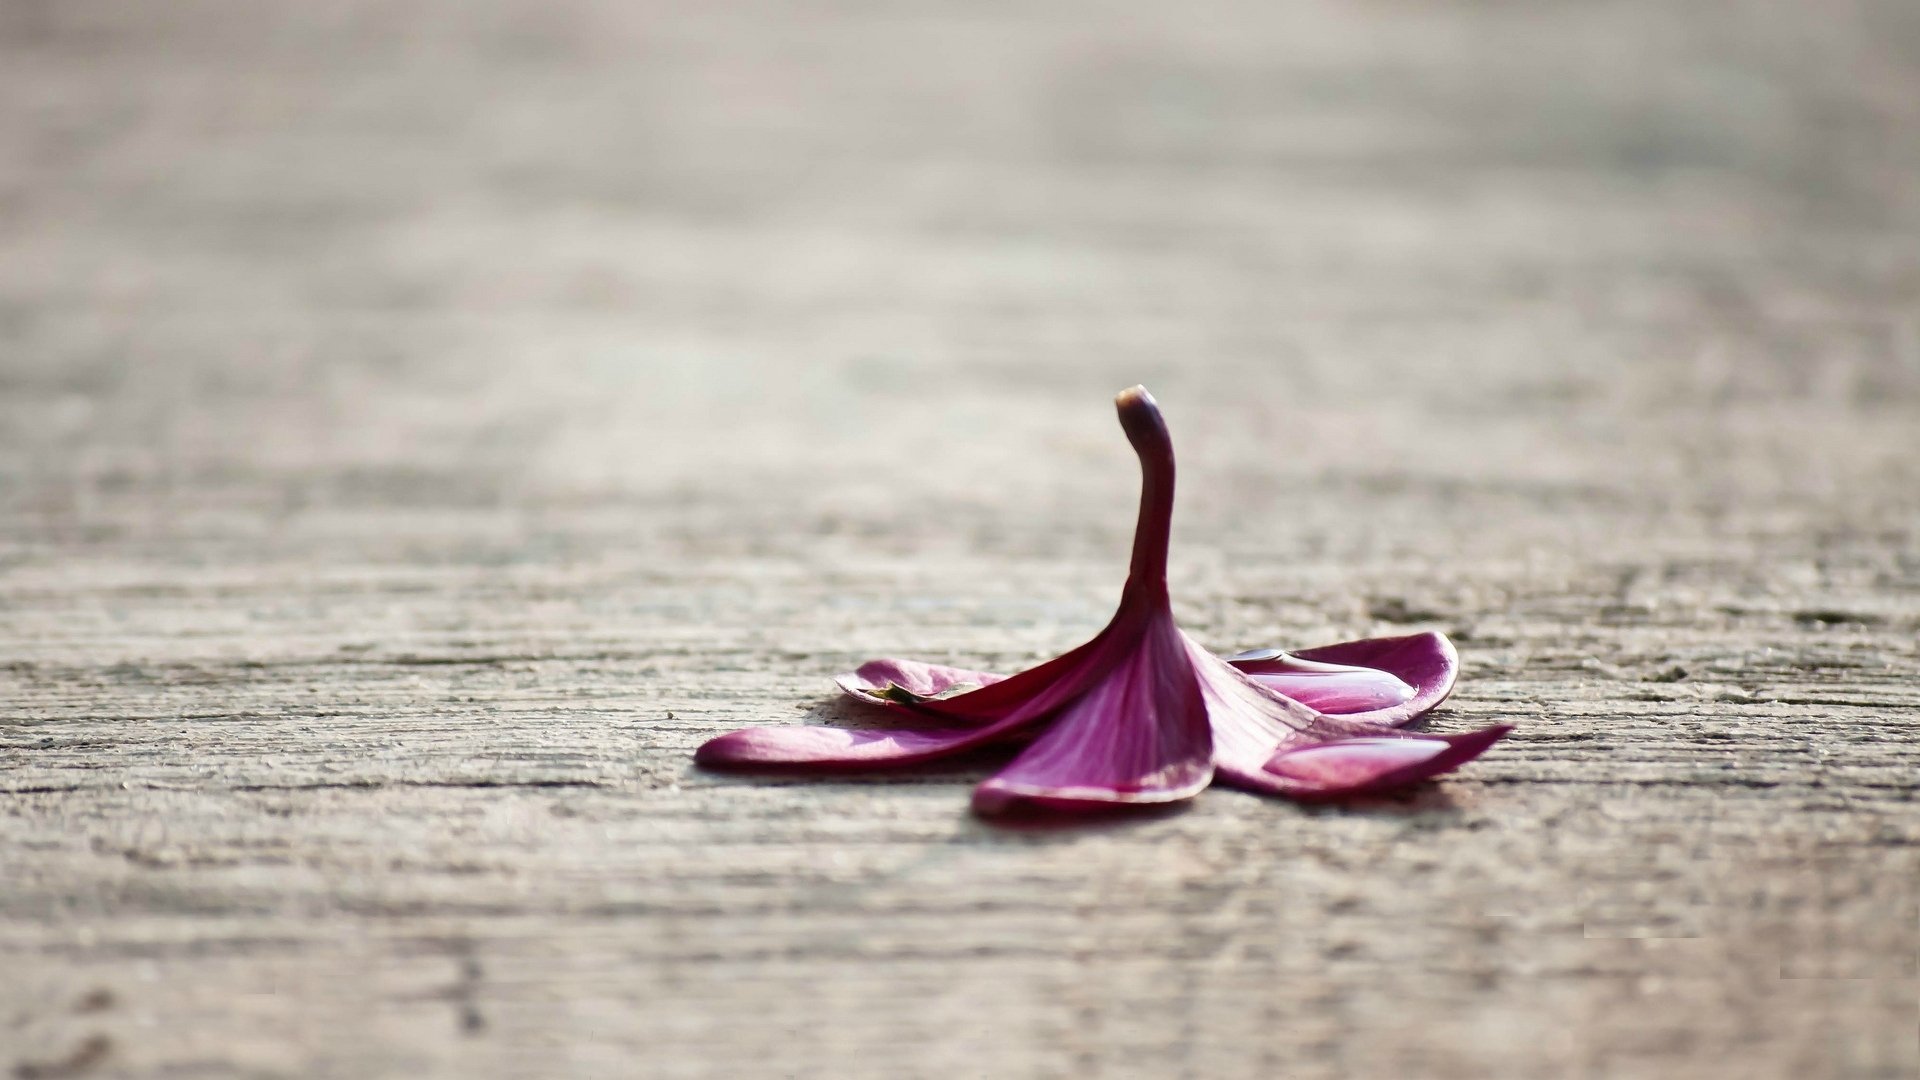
[{"x1": 696, "y1": 387, "x2": 1509, "y2": 816}]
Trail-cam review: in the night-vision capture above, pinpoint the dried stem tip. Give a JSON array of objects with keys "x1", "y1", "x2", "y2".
[
  {"x1": 1115, "y1": 385, "x2": 1176, "y2": 591},
  {"x1": 1115, "y1": 385, "x2": 1170, "y2": 456}
]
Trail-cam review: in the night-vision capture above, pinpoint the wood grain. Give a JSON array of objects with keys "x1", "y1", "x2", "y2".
[{"x1": 3, "y1": 1, "x2": 1918, "y2": 1076}]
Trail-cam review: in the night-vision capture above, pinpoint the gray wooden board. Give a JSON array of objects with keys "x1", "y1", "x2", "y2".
[{"x1": 3, "y1": 1, "x2": 1919, "y2": 1076}]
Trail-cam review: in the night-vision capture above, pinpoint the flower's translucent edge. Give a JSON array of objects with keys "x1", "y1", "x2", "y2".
[
  {"x1": 970, "y1": 616, "x2": 1214, "y2": 815},
  {"x1": 1231, "y1": 631, "x2": 1459, "y2": 728}
]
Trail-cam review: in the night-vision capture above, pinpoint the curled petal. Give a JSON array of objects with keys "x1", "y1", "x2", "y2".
[
  {"x1": 1195, "y1": 640, "x2": 1328, "y2": 769},
  {"x1": 1248, "y1": 726, "x2": 1512, "y2": 800},
  {"x1": 926, "y1": 633, "x2": 1107, "y2": 719},
  {"x1": 1195, "y1": 635, "x2": 1506, "y2": 799},
  {"x1": 1230, "y1": 631, "x2": 1458, "y2": 728},
  {"x1": 834, "y1": 659, "x2": 1007, "y2": 704},
  {"x1": 838, "y1": 633, "x2": 1112, "y2": 724},
  {"x1": 1223, "y1": 649, "x2": 1416, "y2": 714},
  {"x1": 972, "y1": 616, "x2": 1213, "y2": 814}
]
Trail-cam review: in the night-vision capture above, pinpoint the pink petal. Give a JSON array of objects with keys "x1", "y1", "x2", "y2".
[
  {"x1": 1230, "y1": 631, "x2": 1459, "y2": 727},
  {"x1": 837, "y1": 633, "x2": 1114, "y2": 724},
  {"x1": 698, "y1": 631, "x2": 1115, "y2": 769},
  {"x1": 1224, "y1": 650, "x2": 1416, "y2": 714},
  {"x1": 693, "y1": 723, "x2": 1009, "y2": 768},
  {"x1": 834, "y1": 659, "x2": 1008, "y2": 703},
  {"x1": 1254, "y1": 725, "x2": 1512, "y2": 800},
  {"x1": 972, "y1": 615, "x2": 1213, "y2": 814},
  {"x1": 1194, "y1": 635, "x2": 1507, "y2": 800},
  {"x1": 1196, "y1": 642, "x2": 1326, "y2": 764},
  {"x1": 931, "y1": 632, "x2": 1108, "y2": 719}
]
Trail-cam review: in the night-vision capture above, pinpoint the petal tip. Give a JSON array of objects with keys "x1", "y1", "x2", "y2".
[
  {"x1": 1259, "y1": 723, "x2": 1511, "y2": 800},
  {"x1": 970, "y1": 782, "x2": 1022, "y2": 817},
  {"x1": 692, "y1": 731, "x2": 753, "y2": 768},
  {"x1": 1448, "y1": 723, "x2": 1513, "y2": 755}
]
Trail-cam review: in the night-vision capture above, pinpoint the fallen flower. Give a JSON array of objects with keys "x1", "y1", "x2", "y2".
[{"x1": 696, "y1": 386, "x2": 1510, "y2": 815}]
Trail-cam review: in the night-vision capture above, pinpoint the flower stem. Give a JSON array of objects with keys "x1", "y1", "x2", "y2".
[{"x1": 1115, "y1": 385, "x2": 1176, "y2": 591}]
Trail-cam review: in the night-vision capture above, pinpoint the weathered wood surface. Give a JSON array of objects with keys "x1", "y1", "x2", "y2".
[{"x1": 3, "y1": 1, "x2": 1918, "y2": 1076}]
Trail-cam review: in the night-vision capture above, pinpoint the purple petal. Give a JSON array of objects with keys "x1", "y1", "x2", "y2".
[
  {"x1": 972, "y1": 615, "x2": 1213, "y2": 814},
  {"x1": 699, "y1": 631, "x2": 1114, "y2": 769},
  {"x1": 1230, "y1": 631, "x2": 1459, "y2": 727},
  {"x1": 841, "y1": 631, "x2": 1114, "y2": 724},
  {"x1": 1193, "y1": 635, "x2": 1507, "y2": 800},
  {"x1": 1224, "y1": 650, "x2": 1416, "y2": 714},
  {"x1": 834, "y1": 659, "x2": 1008, "y2": 703},
  {"x1": 1252, "y1": 725, "x2": 1512, "y2": 800},
  {"x1": 693, "y1": 723, "x2": 1011, "y2": 768},
  {"x1": 938, "y1": 627, "x2": 1114, "y2": 717},
  {"x1": 1195, "y1": 641, "x2": 1327, "y2": 767}
]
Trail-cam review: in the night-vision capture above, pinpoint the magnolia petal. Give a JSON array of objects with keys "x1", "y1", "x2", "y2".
[
  {"x1": 833, "y1": 659, "x2": 1008, "y2": 705},
  {"x1": 1230, "y1": 631, "x2": 1459, "y2": 728},
  {"x1": 972, "y1": 616, "x2": 1213, "y2": 814}
]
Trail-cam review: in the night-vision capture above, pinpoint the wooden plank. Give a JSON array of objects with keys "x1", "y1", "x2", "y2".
[{"x1": 3, "y1": 1, "x2": 1917, "y2": 1076}]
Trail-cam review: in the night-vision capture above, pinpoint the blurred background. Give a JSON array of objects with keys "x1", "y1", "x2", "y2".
[
  {"x1": 5, "y1": 0, "x2": 1916, "y2": 569},
  {"x1": 3, "y1": 2, "x2": 1919, "y2": 1077}
]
